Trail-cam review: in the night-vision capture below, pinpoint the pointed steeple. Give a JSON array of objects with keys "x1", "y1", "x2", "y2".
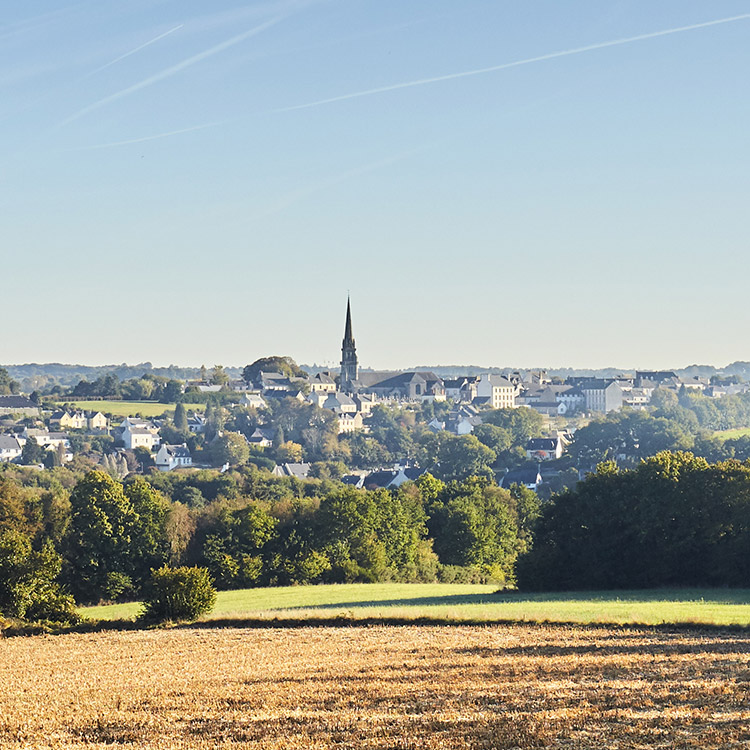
[
  {"x1": 340, "y1": 296, "x2": 358, "y2": 390},
  {"x1": 343, "y1": 296, "x2": 355, "y2": 348}
]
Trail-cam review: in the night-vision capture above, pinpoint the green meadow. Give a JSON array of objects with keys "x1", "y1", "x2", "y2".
[
  {"x1": 714, "y1": 427, "x2": 750, "y2": 441},
  {"x1": 57, "y1": 400, "x2": 203, "y2": 418},
  {"x1": 80, "y1": 583, "x2": 750, "y2": 627}
]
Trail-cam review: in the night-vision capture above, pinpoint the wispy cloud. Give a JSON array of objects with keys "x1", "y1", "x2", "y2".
[
  {"x1": 59, "y1": 15, "x2": 285, "y2": 126},
  {"x1": 86, "y1": 24, "x2": 184, "y2": 77},
  {"x1": 272, "y1": 13, "x2": 750, "y2": 113}
]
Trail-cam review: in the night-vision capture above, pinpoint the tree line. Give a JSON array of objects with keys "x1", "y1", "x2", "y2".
[
  {"x1": 0, "y1": 464, "x2": 539, "y2": 623},
  {"x1": 5, "y1": 447, "x2": 750, "y2": 627}
]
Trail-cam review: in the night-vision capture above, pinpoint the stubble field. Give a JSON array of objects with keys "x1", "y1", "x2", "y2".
[{"x1": 2, "y1": 624, "x2": 750, "y2": 749}]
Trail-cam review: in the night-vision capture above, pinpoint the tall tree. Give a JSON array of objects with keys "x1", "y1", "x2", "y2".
[
  {"x1": 64, "y1": 471, "x2": 140, "y2": 602},
  {"x1": 173, "y1": 402, "x2": 188, "y2": 432}
]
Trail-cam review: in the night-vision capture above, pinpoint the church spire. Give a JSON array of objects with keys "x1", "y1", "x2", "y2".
[
  {"x1": 343, "y1": 296, "x2": 355, "y2": 347},
  {"x1": 340, "y1": 296, "x2": 358, "y2": 390}
]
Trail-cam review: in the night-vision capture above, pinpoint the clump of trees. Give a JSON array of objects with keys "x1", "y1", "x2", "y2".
[
  {"x1": 242, "y1": 356, "x2": 307, "y2": 385},
  {"x1": 518, "y1": 451, "x2": 750, "y2": 590}
]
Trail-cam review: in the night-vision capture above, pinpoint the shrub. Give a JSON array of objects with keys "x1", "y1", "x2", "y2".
[{"x1": 140, "y1": 566, "x2": 216, "y2": 623}]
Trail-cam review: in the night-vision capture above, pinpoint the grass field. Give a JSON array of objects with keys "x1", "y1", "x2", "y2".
[
  {"x1": 81, "y1": 583, "x2": 750, "y2": 627},
  {"x1": 2, "y1": 624, "x2": 749, "y2": 748},
  {"x1": 714, "y1": 427, "x2": 750, "y2": 441},
  {"x1": 56, "y1": 400, "x2": 203, "y2": 418}
]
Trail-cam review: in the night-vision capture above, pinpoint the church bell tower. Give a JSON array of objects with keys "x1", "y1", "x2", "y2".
[{"x1": 340, "y1": 297, "x2": 358, "y2": 390}]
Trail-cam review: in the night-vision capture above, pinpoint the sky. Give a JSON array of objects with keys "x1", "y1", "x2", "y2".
[{"x1": 2, "y1": 0, "x2": 749, "y2": 371}]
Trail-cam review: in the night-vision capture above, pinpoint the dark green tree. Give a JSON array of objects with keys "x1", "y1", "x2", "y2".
[
  {"x1": 20, "y1": 437, "x2": 45, "y2": 466},
  {"x1": 173, "y1": 402, "x2": 188, "y2": 432}
]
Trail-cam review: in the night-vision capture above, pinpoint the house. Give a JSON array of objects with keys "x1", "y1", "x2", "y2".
[
  {"x1": 155, "y1": 443, "x2": 193, "y2": 471},
  {"x1": 443, "y1": 378, "x2": 468, "y2": 401},
  {"x1": 623, "y1": 388, "x2": 651, "y2": 409},
  {"x1": 341, "y1": 474, "x2": 366, "y2": 489},
  {"x1": 389, "y1": 466, "x2": 425, "y2": 487},
  {"x1": 228, "y1": 379, "x2": 252, "y2": 392},
  {"x1": 50, "y1": 410, "x2": 87, "y2": 430},
  {"x1": 557, "y1": 387, "x2": 585, "y2": 414},
  {"x1": 272, "y1": 462, "x2": 311, "y2": 479},
  {"x1": 337, "y1": 412, "x2": 364, "y2": 434},
  {"x1": 120, "y1": 418, "x2": 160, "y2": 451},
  {"x1": 363, "y1": 466, "x2": 425, "y2": 490},
  {"x1": 309, "y1": 372, "x2": 337, "y2": 394},
  {"x1": 22, "y1": 428, "x2": 70, "y2": 450},
  {"x1": 323, "y1": 392, "x2": 357, "y2": 415},
  {"x1": 635, "y1": 371, "x2": 678, "y2": 386},
  {"x1": 500, "y1": 467, "x2": 543, "y2": 491},
  {"x1": 525, "y1": 436, "x2": 564, "y2": 461},
  {"x1": 307, "y1": 391, "x2": 329, "y2": 408},
  {"x1": 362, "y1": 470, "x2": 399, "y2": 490},
  {"x1": 248, "y1": 427, "x2": 274, "y2": 448},
  {"x1": 257, "y1": 371, "x2": 295, "y2": 393},
  {"x1": 525, "y1": 370, "x2": 551, "y2": 385},
  {"x1": 0, "y1": 435, "x2": 23, "y2": 462},
  {"x1": 428, "y1": 418, "x2": 446, "y2": 432},
  {"x1": 187, "y1": 415, "x2": 206, "y2": 433},
  {"x1": 240, "y1": 392, "x2": 267, "y2": 409},
  {"x1": 528, "y1": 400, "x2": 567, "y2": 417},
  {"x1": 0, "y1": 395, "x2": 40, "y2": 416},
  {"x1": 19, "y1": 429, "x2": 72, "y2": 462},
  {"x1": 443, "y1": 376, "x2": 481, "y2": 403},
  {"x1": 366, "y1": 372, "x2": 445, "y2": 401},
  {"x1": 353, "y1": 393, "x2": 377, "y2": 416},
  {"x1": 196, "y1": 384, "x2": 223, "y2": 393},
  {"x1": 86, "y1": 411, "x2": 108, "y2": 431},
  {"x1": 448, "y1": 415, "x2": 482, "y2": 435},
  {"x1": 476, "y1": 374, "x2": 517, "y2": 409},
  {"x1": 580, "y1": 380, "x2": 623, "y2": 413},
  {"x1": 679, "y1": 376, "x2": 710, "y2": 391}
]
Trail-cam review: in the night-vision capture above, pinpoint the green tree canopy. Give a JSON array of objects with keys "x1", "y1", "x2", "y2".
[{"x1": 242, "y1": 356, "x2": 305, "y2": 385}]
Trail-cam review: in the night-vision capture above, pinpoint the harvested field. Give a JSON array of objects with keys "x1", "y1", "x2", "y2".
[{"x1": 2, "y1": 625, "x2": 750, "y2": 749}]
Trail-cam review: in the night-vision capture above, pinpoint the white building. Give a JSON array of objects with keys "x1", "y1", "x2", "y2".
[
  {"x1": 0, "y1": 435, "x2": 23, "y2": 462},
  {"x1": 120, "y1": 418, "x2": 161, "y2": 451},
  {"x1": 155, "y1": 443, "x2": 193, "y2": 471},
  {"x1": 476, "y1": 374, "x2": 517, "y2": 409}
]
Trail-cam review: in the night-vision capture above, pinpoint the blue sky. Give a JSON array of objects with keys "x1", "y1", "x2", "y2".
[{"x1": 3, "y1": 1, "x2": 749, "y2": 370}]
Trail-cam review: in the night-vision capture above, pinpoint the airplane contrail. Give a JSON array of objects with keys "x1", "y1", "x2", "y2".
[
  {"x1": 87, "y1": 24, "x2": 184, "y2": 76},
  {"x1": 75, "y1": 121, "x2": 222, "y2": 150},
  {"x1": 59, "y1": 15, "x2": 284, "y2": 126},
  {"x1": 273, "y1": 12, "x2": 750, "y2": 113},
  {"x1": 245, "y1": 145, "x2": 433, "y2": 223}
]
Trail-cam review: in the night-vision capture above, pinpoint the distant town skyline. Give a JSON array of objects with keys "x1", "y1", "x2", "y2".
[{"x1": 3, "y1": 1, "x2": 748, "y2": 369}]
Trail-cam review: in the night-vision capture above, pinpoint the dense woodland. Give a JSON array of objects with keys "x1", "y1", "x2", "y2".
[{"x1": 519, "y1": 451, "x2": 750, "y2": 590}]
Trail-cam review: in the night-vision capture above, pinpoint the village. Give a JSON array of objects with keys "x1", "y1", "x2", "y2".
[{"x1": 1, "y1": 309, "x2": 745, "y2": 491}]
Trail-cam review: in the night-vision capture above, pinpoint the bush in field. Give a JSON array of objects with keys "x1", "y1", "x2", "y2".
[{"x1": 140, "y1": 566, "x2": 216, "y2": 623}]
